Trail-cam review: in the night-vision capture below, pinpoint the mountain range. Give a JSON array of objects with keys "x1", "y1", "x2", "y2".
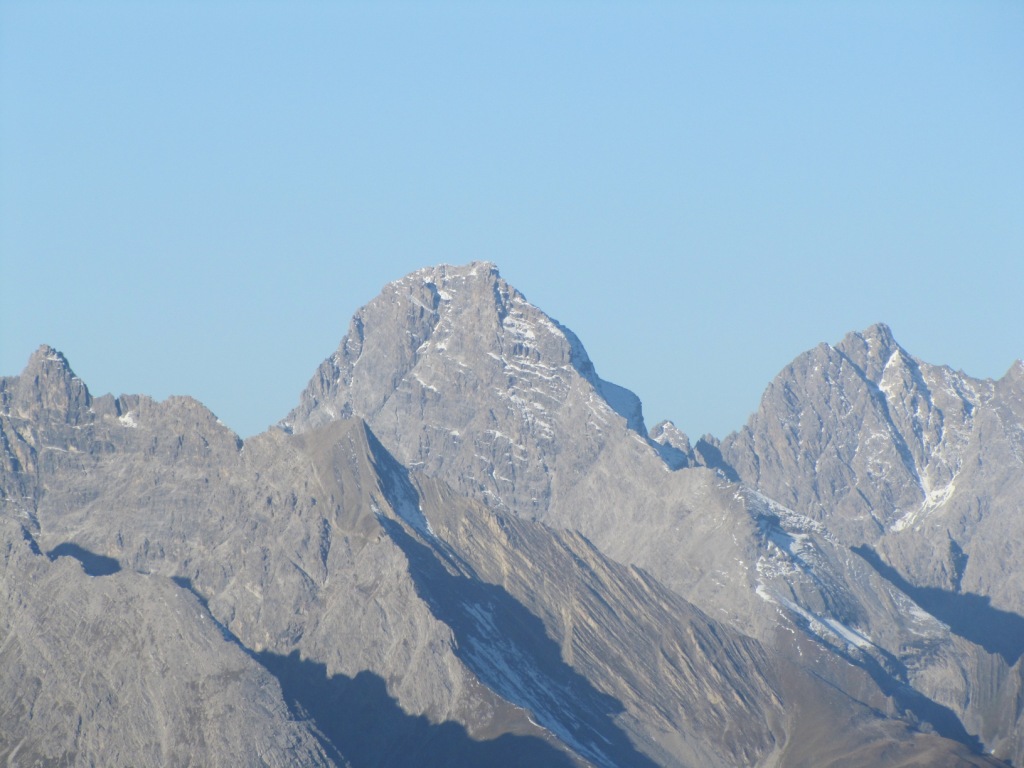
[{"x1": 1, "y1": 262, "x2": 1020, "y2": 767}]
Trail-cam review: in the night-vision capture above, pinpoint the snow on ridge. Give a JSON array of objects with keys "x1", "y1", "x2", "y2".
[
  {"x1": 890, "y1": 475, "x2": 958, "y2": 532},
  {"x1": 740, "y1": 491, "x2": 827, "y2": 566},
  {"x1": 759, "y1": 583, "x2": 874, "y2": 652},
  {"x1": 374, "y1": 458, "x2": 435, "y2": 538},
  {"x1": 460, "y1": 601, "x2": 617, "y2": 768},
  {"x1": 739, "y1": 488, "x2": 831, "y2": 540},
  {"x1": 878, "y1": 353, "x2": 900, "y2": 397},
  {"x1": 118, "y1": 412, "x2": 138, "y2": 429}
]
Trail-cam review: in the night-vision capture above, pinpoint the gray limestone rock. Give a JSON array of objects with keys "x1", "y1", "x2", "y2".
[
  {"x1": 284, "y1": 262, "x2": 651, "y2": 518},
  {"x1": 0, "y1": 519, "x2": 332, "y2": 767},
  {"x1": 283, "y1": 266, "x2": 1018, "y2": 765},
  {"x1": 721, "y1": 323, "x2": 1024, "y2": 765},
  {"x1": 2, "y1": 266, "x2": 1019, "y2": 767}
]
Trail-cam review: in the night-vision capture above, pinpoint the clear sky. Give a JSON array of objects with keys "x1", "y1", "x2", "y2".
[{"x1": 2, "y1": 1, "x2": 1022, "y2": 440}]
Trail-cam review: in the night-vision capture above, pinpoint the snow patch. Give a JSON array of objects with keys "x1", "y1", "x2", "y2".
[
  {"x1": 460, "y1": 601, "x2": 616, "y2": 767},
  {"x1": 910, "y1": 604, "x2": 936, "y2": 623},
  {"x1": 412, "y1": 373, "x2": 439, "y2": 393},
  {"x1": 774, "y1": 592, "x2": 874, "y2": 651},
  {"x1": 891, "y1": 476, "x2": 957, "y2": 532},
  {"x1": 922, "y1": 479, "x2": 956, "y2": 511},
  {"x1": 118, "y1": 412, "x2": 138, "y2": 429},
  {"x1": 375, "y1": 463, "x2": 435, "y2": 538}
]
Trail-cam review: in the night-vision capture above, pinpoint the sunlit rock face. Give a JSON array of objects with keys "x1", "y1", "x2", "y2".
[{"x1": 284, "y1": 261, "x2": 650, "y2": 519}]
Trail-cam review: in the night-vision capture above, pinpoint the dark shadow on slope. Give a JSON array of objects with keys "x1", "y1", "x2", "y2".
[
  {"x1": 693, "y1": 437, "x2": 740, "y2": 482},
  {"x1": 652, "y1": 439, "x2": 691, "y2": 470},
  {"x1": 853, "y1": 545, "x2": 1024, "y2": 665},
  {"x1": 169, "y1": 574, "x2": 577, "y2": 765},
  {"x1": 170, "y1": 576, "x2": 240, "y2": 646},
  {"x1": 363, "y1": 427, "x2": 657, "y2": 767},
  {"x1": 168, "y1": 577, "x2": 348, "y2": 765},
  {"x1": 47, "y1": 542, "x2": 121, "y2": 576},
  {"x1": 21, "y1": 526, "x2": 44, "y2": 557},
  {"x1": 257, "y1": 650, "x2": 579, "y2": 768},
  {"x1": 379, "y1": 517, "x2": 658, "y2": 768},
  {"x1": 858, "y1": 653, "x2": 986, "y2": 754},
  {"x1": 783, "y1": 600, "x2": 986, "y2": 754}
]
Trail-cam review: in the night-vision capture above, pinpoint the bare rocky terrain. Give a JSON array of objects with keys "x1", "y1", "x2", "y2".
[{"x1": 1, "y1": 262, "x2": 1019, "y2": 766}]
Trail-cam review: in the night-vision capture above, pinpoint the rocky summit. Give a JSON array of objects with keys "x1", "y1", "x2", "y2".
[{"x1": 1, "y1": 262, "x2": 1019, "y2": 767}]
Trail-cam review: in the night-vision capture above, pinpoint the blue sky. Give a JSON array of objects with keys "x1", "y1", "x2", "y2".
[{"x1": 2, "y1": 1, "x2": 1022, "y2": 439}]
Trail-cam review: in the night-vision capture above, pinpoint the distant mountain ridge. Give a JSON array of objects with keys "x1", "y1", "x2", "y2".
[{"x1": 1, "y1": 262, "x2": 1019, "y2": 766}]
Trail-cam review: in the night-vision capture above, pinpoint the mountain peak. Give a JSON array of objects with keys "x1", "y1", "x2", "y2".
[
  {"x1": 649, "y1": 420, "x2": 693, "y2": 469},
  {"x1": 284, "y1": 262, "x2": 653, "y2": 514},
  {"x1": 406, "y1": 260, "x2": 500, "y2": 283},
  {"x1": 25, "y1": 344, "x2": 75, "y2": 375},
  {"x1": 393, "y1": 261, "x2": 508, "y2": 307},
  {"x1": 1003, "y1": 359, "x2": 1024, "y2": 381},
  {"x1": 286, "y1": 261, "x2": 645, "y2": 434},
  {"x1": 835, "y1": 322, "x2": 906, "y2": 381},
  {"x1": 862, "y1": 322, "x2": 896, "y2": 345},
  {"x1": 4, "y1": 345, "x2": 91, "y2": 423}
]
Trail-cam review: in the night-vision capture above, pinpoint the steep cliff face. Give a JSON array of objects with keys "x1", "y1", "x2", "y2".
[
  {"x1": 284, "y1": 262, "x2": 649, "y2": 519},
  {"x1": 721, "y1": 323, "x2": 1024, "y2": 764},
  {"x1": 280, "y1": 264, "x2": 775, "y2": 642},
  {"x1": 721, "y1": 323, "x2": 1024, "y2": 588}
]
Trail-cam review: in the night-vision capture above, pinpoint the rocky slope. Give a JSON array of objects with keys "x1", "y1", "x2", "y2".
[
  {"x1": 0, "y1": 517, "x2": 333, "y2": 768},
  {"x1": 720, "y1": 323, "x2": 1024, "y2": 764},
  {"x1": 284, "y1": 262, "x2": 1020, "y2": 765},
  {"x1": 1, "y1": 263, "x2": 1018, "y2": 766},
  {"x1": 7, "y1": 345, "x2": 972, "y2": 766},
  {"x1": 1, "y1": 349, "x2": 577, "y2": 766}
]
